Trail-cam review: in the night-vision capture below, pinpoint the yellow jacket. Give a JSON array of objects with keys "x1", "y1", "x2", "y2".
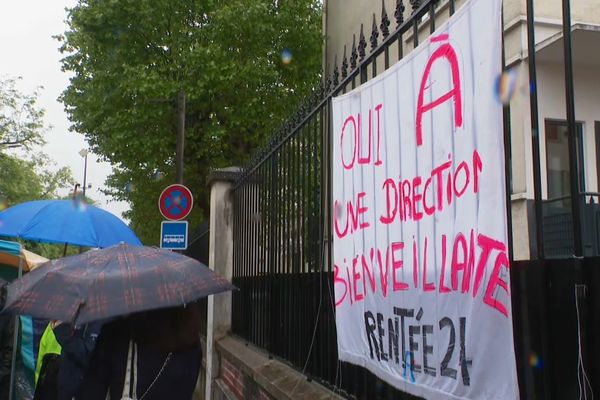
[{"x1": 35, "y1": 323, "x2": 61, "y2": 385}]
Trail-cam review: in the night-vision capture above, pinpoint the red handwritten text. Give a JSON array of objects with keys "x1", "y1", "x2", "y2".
[
  {"x1": 333, "y1": 231, "x2": 511, "y2": 317},
  {"x1": 340, "y1": 104, "x2": 384, "y2": 170}
]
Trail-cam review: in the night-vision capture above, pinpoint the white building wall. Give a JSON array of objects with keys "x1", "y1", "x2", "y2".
[
  {"x1": 324, "y1": 0, "x2": 600, "y2": 75},
  {"x1": 536, "y1": 62, "x2": 600, "y2": 196},
  {"x1": 534, "y1": 0, "x2": 600, "y2": 22}
]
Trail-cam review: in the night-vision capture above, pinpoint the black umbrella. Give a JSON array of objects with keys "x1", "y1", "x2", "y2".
[{"x1": 2, "y1": 243, "x2": 235, "y2": 325}]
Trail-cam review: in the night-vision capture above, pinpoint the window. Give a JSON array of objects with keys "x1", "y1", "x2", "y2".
[{"x1": 545, "y1": 119, "x2": 584, "y2": 208}]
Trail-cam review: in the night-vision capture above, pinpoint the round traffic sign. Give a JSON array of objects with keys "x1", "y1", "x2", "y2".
[{"x1": 158, "y1": 184, "x2": 194, "y2": 221}]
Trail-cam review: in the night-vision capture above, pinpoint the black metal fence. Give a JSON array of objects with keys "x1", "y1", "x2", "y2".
[
  {"x1": 542, "y1": 193, "x2": 600, "y2": 258},
  {"x1": 230, "y1": 0, "x2": 597, "y2": 398}
]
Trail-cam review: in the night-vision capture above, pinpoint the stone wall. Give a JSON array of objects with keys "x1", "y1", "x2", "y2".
[{"x1": 212, "y1": 336, "x2": 344, "y2": 400}]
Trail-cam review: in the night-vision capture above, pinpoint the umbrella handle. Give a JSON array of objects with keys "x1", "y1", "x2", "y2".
[{"x1": 72, "y1": 301, "x2": 85, "y2": 325}]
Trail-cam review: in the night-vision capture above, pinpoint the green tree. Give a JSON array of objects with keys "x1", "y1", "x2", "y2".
[
  {"x1": 0, "y1": 77, "x2": 46, "y2": 150},
  {"x1": 58, "y1": 0, "x2": 322, "y2": 244},
  {"x1": 0, "y1": 77, "x2": 76, "y2": 259},
  {"x1": 0, "y1": 153, "x2": 73, "y2": 205},
  {"x1": 0, "y1": 77, "x2": 74, "y2": 205}
]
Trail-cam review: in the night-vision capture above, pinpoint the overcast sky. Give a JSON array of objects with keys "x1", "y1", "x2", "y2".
[{"x1": 0, "y1": 0, "x2": 129, "y2": 220}]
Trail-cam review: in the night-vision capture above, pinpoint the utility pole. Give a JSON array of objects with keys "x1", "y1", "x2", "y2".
[
  {"x1": 176, "y1": 89, "x2": 186, "y2": 184},
  {"x1": 79, "y1": 149, "x2": 89, "y2": 198}
]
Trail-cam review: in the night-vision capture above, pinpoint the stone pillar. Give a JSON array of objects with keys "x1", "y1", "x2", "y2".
[{"x1": 205, "y1": 167, "x2": 240, "y2": 400}]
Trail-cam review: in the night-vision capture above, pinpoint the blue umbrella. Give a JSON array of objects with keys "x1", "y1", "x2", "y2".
[{"x1": 0, "y1": 200, "x2": 141, "y2": 248}]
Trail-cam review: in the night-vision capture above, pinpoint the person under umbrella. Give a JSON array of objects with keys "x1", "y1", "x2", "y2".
[
  {"x1": 53, "y1": 321, "x2": 103, "y2": 400},
  {"x1": 33, "y1": 321, "x2": 61, "y2": 400},
  {"x1": 3, "y1": 243, "x2": 234, "y2": 399},
  {"x1": 0, "y1": 312, "x2": 14, "y2": 400},
  {"x1": 0, "y1": 279, "x2": 13, "y2": 400},
  {"x1": 79, "y1": 304, "x2": 204, "y2": 400},
  {"x1": 33, "y1": 320, "x2": 104, "y2": 400}
]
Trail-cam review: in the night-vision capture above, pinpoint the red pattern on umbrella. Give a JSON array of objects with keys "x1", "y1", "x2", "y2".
[{"x1": 3, "y1": 243, "x2": 235, "y2": 324}]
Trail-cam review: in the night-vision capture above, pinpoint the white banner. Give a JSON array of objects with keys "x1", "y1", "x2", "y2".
[{"x1": 331, "y1": 0, "x2": 519, "y2": 398}]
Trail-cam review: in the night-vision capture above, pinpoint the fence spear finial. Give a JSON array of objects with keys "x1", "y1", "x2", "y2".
[
  {"x1": 381, "y1": 0, "x2": 391, "y2": 39},
  {"x1": 395, "y1": 0, "x2": 405, "y2": 26},
  {"x1": 410, "y1": 0, "x2": 421, "y2": 15},
  {"x1": 370, "y1": 13, "x2": 380, "y2": 51},
  {"x1": 342, "y1": 45, "x2": 348, "y2": 79},
  {"x1": 358, "y1": 24, "x2": 367, "y2": 61},
  {"x1": 350, "y1": 34, "x2": 358, "y2": 70},
  {"x1": 333, "y1": 54, "x2": 340, "y2": 86}
]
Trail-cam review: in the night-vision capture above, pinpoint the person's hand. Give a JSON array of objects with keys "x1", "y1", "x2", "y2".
[{"x1": 51, "y1": 320, "x2": 62, "y2": 329}]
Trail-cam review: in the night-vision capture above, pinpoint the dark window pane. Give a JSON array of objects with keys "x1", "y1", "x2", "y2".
[{"x1": 544, "y1": 119, "x2": 584, "y2": 209}]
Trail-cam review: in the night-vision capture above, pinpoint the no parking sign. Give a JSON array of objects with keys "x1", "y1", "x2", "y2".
[{"x1": 158, "y1": 184, "x2": 194, "y2": 221}]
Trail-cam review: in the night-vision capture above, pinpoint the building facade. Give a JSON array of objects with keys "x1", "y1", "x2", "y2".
[{"x1": 323, "y1": 0, "x2": 600, "y2": 260}]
